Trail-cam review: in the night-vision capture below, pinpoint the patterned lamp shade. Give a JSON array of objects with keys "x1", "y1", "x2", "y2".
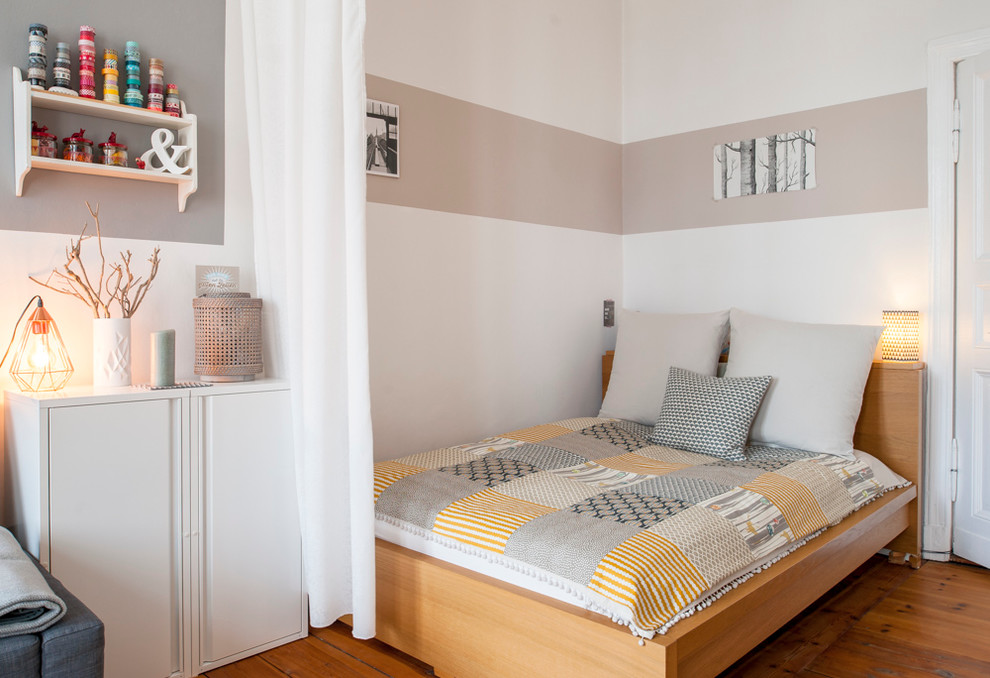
[
  {"x1": 9, "y1": 298, "x2": 74, "y2": 392},
  {"x1": 881, "y1": 310, "x2": 920, "y2": 362}
]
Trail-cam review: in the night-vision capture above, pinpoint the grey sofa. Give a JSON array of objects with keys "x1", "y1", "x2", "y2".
[{"x1": 0, "y1": 554, "x2": 104, "y2": 678}]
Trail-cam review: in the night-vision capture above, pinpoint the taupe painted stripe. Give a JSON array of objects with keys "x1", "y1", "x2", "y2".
[
  {"x1": 623, "y1": 89, "x2": 927, "y2": 234},
  {"x1": 367, "y1": 75, "x2": 622, "y2": 235}
]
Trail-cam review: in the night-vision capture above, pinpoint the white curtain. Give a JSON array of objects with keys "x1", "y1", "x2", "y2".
[{"x1": 240, "y1": 0, "x2": 375, "y2": 637}]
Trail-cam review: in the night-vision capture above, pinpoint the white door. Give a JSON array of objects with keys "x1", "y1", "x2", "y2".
[{"x1": 955, "y1": 51, "x2": 990, "y2": 568}]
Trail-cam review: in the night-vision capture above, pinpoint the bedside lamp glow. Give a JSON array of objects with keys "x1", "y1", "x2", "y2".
[
  {"x1": 4, "y1": 297, "x2": 74, "y2": 392},
  {"x1": 881, "y1": 310, "x2": 920, "y2": 362}
]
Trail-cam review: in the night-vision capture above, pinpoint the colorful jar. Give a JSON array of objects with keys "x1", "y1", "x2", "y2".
[
  {"x1": 62, "y1": 129, "x2": 93, "y2": 163},
  {"x1": 78, "y1": 26, "x2": 96, "y2": 99},
  {"x1": 124, "y1": 41, "x2": 142, "y2": 107},
  {"x1": 164, "y1": 84, "x2": 181, "y2": 117},
  {"x1": 98, "y1": 132, "x2": 128, "y2": 167},
  {"x1": 102, "y1": 48, "x2": 120, "y2": 103},
  {"x1": 27, "y1": 23, "x2": 48, "y2": 89},
  {"x1": 31, "y1": 121, "x2": 57, "y2": 158},
  {"x1": 52, "y1": 42, "x2": 71, "y2": 88},
  {"x1": 147, "y1": 58, "x2": 165, "y2": 111}
]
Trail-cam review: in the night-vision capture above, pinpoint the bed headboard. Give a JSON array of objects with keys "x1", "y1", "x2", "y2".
[{"x1": 601, "y1": 351, "x2": 924, "y2": 559}]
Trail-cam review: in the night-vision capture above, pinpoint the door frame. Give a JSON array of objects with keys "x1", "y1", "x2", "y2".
[{"x1": 927, "y1": 28, "x2": 990, "y2": 560}]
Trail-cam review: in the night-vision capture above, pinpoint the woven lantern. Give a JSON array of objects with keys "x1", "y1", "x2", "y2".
[{"x1": 192, "y1": 294, "x2": 262, "y2": 381}]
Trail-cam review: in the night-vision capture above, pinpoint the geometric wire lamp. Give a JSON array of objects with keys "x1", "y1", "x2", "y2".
[
  {"x1": 2, "y1": 296, "x2": 74, "y2": 392},
  {"x1": 881, "y1": 310, "x2": 921, "y2": 362}
]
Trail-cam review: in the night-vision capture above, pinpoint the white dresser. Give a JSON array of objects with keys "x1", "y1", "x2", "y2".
[{"x1": 2, "y1": 380, "x2": 306, "y2": 678}]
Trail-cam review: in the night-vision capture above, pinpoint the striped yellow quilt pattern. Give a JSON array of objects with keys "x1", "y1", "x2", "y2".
[{"x1": 373, "y1": 417, "x2": 888, "y2": 636}]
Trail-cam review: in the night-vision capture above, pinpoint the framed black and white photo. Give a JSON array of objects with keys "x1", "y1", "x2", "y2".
[
  {"x1": 366, "y1": 99, "x2": 399, "y2": 177},
  {"x1": 713, "y1": 128, "x2": 816, "y2": 200}
]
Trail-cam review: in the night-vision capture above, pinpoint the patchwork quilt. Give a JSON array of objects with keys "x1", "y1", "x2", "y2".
[{"x1": 374, "y1": 417, "x2": 903, "y2": 637}]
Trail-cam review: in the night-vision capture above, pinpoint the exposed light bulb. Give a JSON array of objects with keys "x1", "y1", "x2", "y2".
[{"x1": 27, "y1": 342, "x2": 51, "y2": 370}]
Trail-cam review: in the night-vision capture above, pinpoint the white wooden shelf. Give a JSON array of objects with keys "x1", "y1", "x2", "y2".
[
  {"x1": 31, "y1": 156, "x2": 194, "y2": 184},
  {"x1": 12, "y1": 66, "x2": 198, "y2": 212},
  {"x1": 29, "y1": 87, "x2": 194, "y2": 128}
]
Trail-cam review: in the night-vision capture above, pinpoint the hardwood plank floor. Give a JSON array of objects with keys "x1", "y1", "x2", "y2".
[
  {"x1": 722, "y1": 557, "x2": 990, "y2": 677},
  {"x1": 204, "y1": 556, "x2": 990, "y2": 678}
]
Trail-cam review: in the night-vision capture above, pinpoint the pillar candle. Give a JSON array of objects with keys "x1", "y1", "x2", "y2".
[{"x1": 150, "y1": 329, "x2": 176, "y2": 387}]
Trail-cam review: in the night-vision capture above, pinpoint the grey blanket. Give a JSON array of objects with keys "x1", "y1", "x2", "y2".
[{"x1": 0, "y1": 528, "x2": 66, "y2": 638}]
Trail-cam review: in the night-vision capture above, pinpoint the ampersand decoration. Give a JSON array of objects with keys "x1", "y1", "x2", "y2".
[{"x1": 140, "y1": 128, "x2": 191, "y2": 175}]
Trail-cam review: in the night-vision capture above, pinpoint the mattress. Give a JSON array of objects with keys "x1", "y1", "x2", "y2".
[{"x1": 374, "y1": 417, "x2": 909, "y2": 637}]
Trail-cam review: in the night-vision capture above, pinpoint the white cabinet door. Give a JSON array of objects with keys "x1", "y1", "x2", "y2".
[
  {"x1": 195, "y1": 389, "x2": 303, "y2": 670},
  {"x1": 48, "y1": 398, "x2": 185, "y2": 678}
]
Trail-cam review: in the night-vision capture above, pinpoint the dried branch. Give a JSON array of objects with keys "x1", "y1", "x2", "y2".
[
  {"x1": 30, "y1": 271, "x2": 87, "y2": 304},
  {"x1": 119, "y1": 247, "x2": 161, "y2": 317},
  {"x1": 30, "y1": 203, "x2": 161, "y2": 318},
  {"x1": 87, "y1": 201, "x2": 108, "y2": 304},
  {"x1": 67, "y1": 221, "x2": 105, "y2": 316}
]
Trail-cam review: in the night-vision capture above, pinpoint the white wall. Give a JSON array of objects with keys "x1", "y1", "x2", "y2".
[
  {"x1": 623, "y1": 0, "x2": 990, "y2": 142},
  {"x1": 623, "y1": 210, "x2": 930, "y2": 325},
  {"x1": 365, "y1": 1, "x2": 624, "y2": 459},
  {"x1": 620, "y1": 0, "x2": 990, "y2": 333},
  {"x1": 367, "y1": 0, "x2": 623, "y2": 143},
  {"x1": 368, "y1": 204, "x2": 620, "y2": 459},
  {"x1": 0, "y1": 0, "x2": 254, "y2": 393}
]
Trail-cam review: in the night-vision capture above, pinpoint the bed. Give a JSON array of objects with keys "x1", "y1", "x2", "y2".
[{"x1": 369, "y1": 310, "x2": 924, "y2": 678}]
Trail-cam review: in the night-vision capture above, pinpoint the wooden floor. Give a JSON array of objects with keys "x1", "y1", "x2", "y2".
[{"x1": 204, "y1": 556, "x2": 990, "y2": 678}]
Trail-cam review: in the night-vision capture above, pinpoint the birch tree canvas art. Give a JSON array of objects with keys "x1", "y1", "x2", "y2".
[{"x1": 713, "y1": 129, "x2": 816, "y2": 200}]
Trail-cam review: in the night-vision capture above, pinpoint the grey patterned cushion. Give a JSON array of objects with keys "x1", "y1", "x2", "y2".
[{"x1": 648, "y1": 367, "x2": 772, "y2": 461}]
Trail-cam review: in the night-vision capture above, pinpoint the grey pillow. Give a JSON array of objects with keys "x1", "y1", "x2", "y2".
[
  {"x1": 599, "y1": 309, "x2": 730, "y2": 425},
  {"x1": 649, "y1": 367, "x2": 771, "y2": 461}
]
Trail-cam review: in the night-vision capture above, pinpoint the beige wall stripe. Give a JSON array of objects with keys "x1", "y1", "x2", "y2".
[
  {"x1": 366, "y1": 75, "x2": 623, "y2": 235},
  {"x1": 623, "y1": 89, "x2": 928, "y2": 234}
]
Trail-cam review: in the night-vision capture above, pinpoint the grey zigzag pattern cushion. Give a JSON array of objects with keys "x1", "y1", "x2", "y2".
[{"x1": 648, "y1": 366, "x2": 772, "y2": 461}]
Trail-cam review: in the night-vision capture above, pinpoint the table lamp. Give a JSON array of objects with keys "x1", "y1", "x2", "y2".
[
  {"x1": 2, "y1": 296, "x2": 74, "y2": 392},
  {"x1": 881, "y1": 310, "x2": 921, "y2": 362}
]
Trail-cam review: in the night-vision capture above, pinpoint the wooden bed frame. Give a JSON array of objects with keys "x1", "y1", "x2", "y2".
[{"x1": 371, "y1": 358, "x2": 924, "y2": 678}]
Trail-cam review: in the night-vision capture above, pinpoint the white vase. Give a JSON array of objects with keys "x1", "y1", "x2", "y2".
[{"x1": 93, "y1": 318, "x2": 132, "y2": 387}]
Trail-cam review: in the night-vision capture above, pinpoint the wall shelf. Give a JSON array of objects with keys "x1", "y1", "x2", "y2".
[
  {"x1": 29, "y1": 156, "x2": 194, "y2": 185},
  {"x1": 12, "y1": 66, "x2": 198, "y2": 212}
]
